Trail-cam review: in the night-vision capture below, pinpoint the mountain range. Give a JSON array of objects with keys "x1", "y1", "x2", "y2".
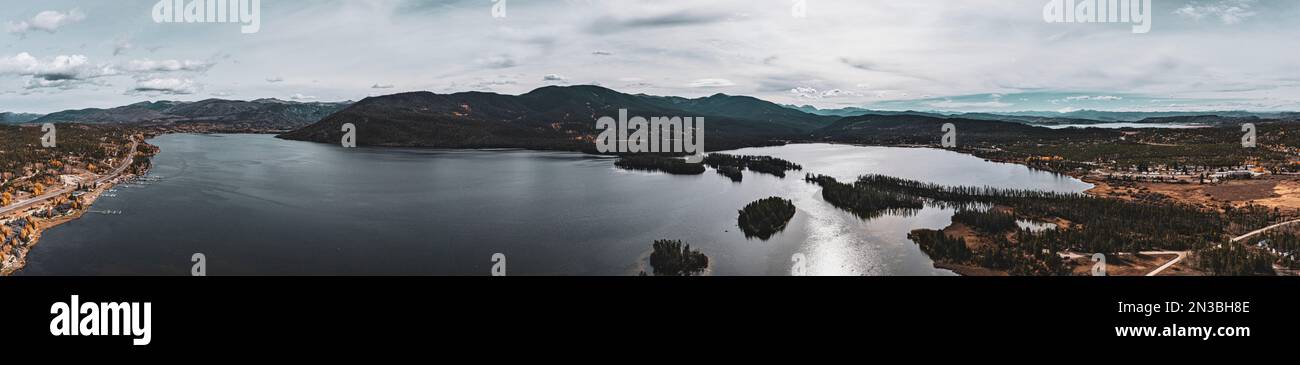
[
  {"x1": 32, "y1": 98, "x2": 352, "y2": 130},
  {"x1": 0, "y1": 112, "x2": 44, "y2": 124},
  {"x1": 277, "y1": 85, "x2": 838, "y2": 151},
  {"x1": 282, "y1": 85, "x2": 1296, "y2": 151},
  {"x1": 791, "y1": 105, "x2": 1298, "y2": 124},
  {"x1": 15, "y1": 85, "x2": 1297, "y2": 152}
]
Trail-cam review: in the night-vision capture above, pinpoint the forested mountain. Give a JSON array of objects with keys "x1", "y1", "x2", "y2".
[
  {"x1": 788, "y1": 105, "x2": 1291, "y2": 125},
  {"x1": 0, "y1": 112, "x2": 44, "y2": 124},
  {"x1": 279, "y1": 85, "x2": 836, "y2": 151},
  {"x1": 32, "y1": 99, "x2": 351, "y2": 130},
  {"x1": 811, "y1": 113, "x2": 1119, "y2": 145}
]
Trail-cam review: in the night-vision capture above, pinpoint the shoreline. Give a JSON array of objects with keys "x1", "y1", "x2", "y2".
[
  {"x1": 0, "y1": 139, "x2": 152, "y2": 276},
  {"x1": 7, "y1": 134, "x2": 1286, "y2": 276}
]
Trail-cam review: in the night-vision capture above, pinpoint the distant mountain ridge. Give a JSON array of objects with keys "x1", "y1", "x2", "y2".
[
  {"x1": 789, "y1": 105, "x2": 1295, "y2": 124},
  {"x1": 279, "y1": 85, "x2": 838, "y2": 151},
  {"x1": 0, "y1": 112, "x2": 44, "y2": 124},
  {"x1": 281, "y1": 86, "x2": 1300, "y2": 152},
  {"x1": 33, "y1": 98, "x2": 352, "y2": 130}
]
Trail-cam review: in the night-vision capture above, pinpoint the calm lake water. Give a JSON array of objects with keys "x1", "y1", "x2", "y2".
[
  {"x1": 20, "y1": 135, "x2": 1091, "y2": 276},
  {"x1": 1041, "y1": 123, "x2": 1205, "y2": 129}
]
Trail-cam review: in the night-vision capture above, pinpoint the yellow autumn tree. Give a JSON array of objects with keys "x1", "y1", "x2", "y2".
[
  {"x1": 32, "y1": 183, "x2": 45, "y2": 195},
  {"x1": 1, "y1": 191, "x2": 11, "y2": 207}
]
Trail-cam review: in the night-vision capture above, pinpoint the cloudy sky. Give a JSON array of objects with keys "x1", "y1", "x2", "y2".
[{"x1": 2, "y1": 0, "x2": 1298, "y2": 114}]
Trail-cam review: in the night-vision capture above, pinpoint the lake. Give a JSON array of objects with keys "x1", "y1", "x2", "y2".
[
  {"x1": 1040, "y1": 123, "x2": 1206, "y2": 129},
  {"x1": 19, "y1": 135, "x2": 1092, "y2": 276}
]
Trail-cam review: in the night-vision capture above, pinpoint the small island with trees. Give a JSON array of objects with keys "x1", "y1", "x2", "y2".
[
  {"x1": 737, "y1": 197, "x2": 796, "y2": 240},
  {"x1": 614, "y1": 155, "x2": 705, "y2": 175},
  {"x1": 641, "y1": 239, "x2": 710, "y2": 276},
  {"x1": 703, "y1": 154, "x2": 802, "y2": 178}
]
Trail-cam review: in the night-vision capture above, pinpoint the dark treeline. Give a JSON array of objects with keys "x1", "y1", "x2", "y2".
[
  {"x1": 703, "y1": 154, "x2": 802, "y2": 178},
  {"x1": 642, "y1": 239, "x2": 709, "y2": 276},
  {"x1": 824, "y1": 174, "x2": 1228, "y2": 254},
  {"x1": 614, "y1": 155, "x2": 705, "y2": 175},
  {"x1": 908, "y1": 228, "x2": 1072, "y2": 276},
  {"x1": 804, "y1": 174, "x2": 923, "y2": 220},
  {"x1": 1247, "y1": 231, "x2": 1300, "y2": 270},
  {"x1": 952, "y1": 209, "x2": 1018, "y2": 235},
  {"x1": 1224, "y1": 204, "x2": 1289, "y2": 236},
  {"x1": 737, "y1": 197, "x2": 796, "y2": 240},
  {"x1": 808, "y1": 173, "x2": 1293, "y2": 275},
  {"x1": 715, "y1": 165, "x2": 743, "y2": 182},
  {"x1": 908, "y1": 230, "x2": 971, "y2": 263},
  {"x1": 1193, "y1": 243, "x2": 1276, "y2": 276}
]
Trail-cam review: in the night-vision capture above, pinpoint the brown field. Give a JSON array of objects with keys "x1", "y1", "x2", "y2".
[
  {"x1": 1066, "y1": 253, "x2": 1196, "y2": 276},
  {"x1": 1086, "y1": 175, "x2": 1300, "y2": 213}
]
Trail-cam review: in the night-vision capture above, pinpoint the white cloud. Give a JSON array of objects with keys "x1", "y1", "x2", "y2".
[
  {"x1": 477, "y1": 55, "x2": 517, "y2": 69},
  {"x1": 371, "y1": 83, "x2": 394, "y2": 89},
  {"x1": 1175, "y1": 0, "x2": 1258, "y2": 25},
  {"x1": 542, "y1": 74, "x2": 567, "y2": 82},
  {"x1": 129, "y1": 78, "x2": 198, "y2": 95},
  {"x1": 289, "y1": 93, "x2": 317, "y2": 100},
  {"x1": 1064, "y1": 95, "x2": 1124, "y2": 101},
  {"x1": 266, "y1": 76, "x2": 284, "y2": 83},
  {"x1": 0, "y1": 52, "x2": 116, "y2": 89},
  {"x1": 790, "y1": 87, "x2": 860, "y2": 99},
  {"x1": 927, "y1": 99, "x2": 1013, "y2": 110},
  {"x1": 6, "y1": 9, "x2": 85, "y2": 35},
  {"x1": 688, "y1": 78, "x2": 735, "y2": 88},
  {"x1": 123, "y1": 59, "x2": 214, "y2": 73},
  {"x1": 6, "y1": 0, "x2": 1300, "y2": 112}
]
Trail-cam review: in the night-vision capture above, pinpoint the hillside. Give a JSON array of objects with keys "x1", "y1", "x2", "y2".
[
  {"x1": 278, "y1": 85, "x2": 835, "y2": 151},
  {"x1": 0, "y1": 112, "x2": 45, "y2": 124},
  {"x1": 33, "y1": 99, "x2": 351, "y2": 130},
  {"x1": 812, "y1": 114, "x2": 1118, "y2": 145}
]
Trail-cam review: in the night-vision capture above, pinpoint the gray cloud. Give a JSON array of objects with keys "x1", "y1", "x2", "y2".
[
  {"x1": 0, "y1": 52, "x2": 116, "y2": 90},
  {"x1": 587, "y1": 10, "x2": 729, "y2": 34},
  {"x1": 123, "y1": 59, "x2": 214, "y2": 73},
  {"x1": 477, "y1": 55, "x2": 517, "y2": 69},
  {"x1": 128, "y1": 78, "x2": 198, "y2": 95}
]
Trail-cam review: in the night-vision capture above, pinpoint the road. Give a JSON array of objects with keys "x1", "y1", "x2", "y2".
[
  {"x1": 0, "y1": 138, "x2": 138, "y2": 216},
  {"x1": 1061, "y1": 250, "x2": 1189, "y2": 276},
  {"x1": 1144, "y1": 251, "x2": 1187, "y2": 277},
  {"x1": 1230, "y1": 219, "x2": 1300, "y2": 243}
]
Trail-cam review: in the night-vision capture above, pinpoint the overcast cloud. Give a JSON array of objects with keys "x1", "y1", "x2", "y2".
[{"x1": 1, "y1": 0, "x2": 1297, "y2": 113}]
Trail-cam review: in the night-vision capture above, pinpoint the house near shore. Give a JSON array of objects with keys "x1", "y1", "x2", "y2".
[{"x1": 1212, "y1": 170, "x2": 1261, "y2": 180}]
